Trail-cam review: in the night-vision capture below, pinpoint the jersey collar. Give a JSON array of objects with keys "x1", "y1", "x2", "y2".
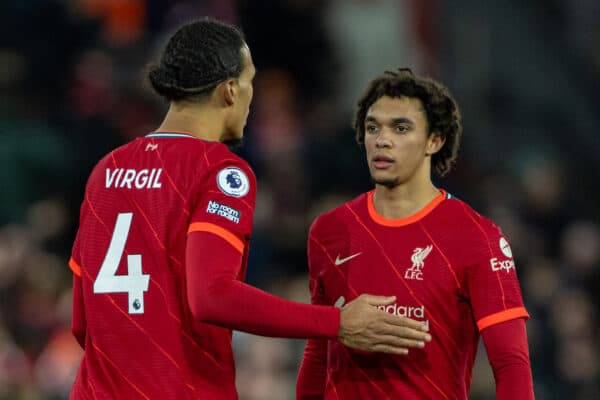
[
  {"x1": 146, "y1": 131, "x2": 198, "y2": 139},
  {"x1": 367, "y1": 189, "x2": 447, "y2": 227}
]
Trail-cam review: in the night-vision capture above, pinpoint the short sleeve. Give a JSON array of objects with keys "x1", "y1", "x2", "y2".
[
  {"x1": 188, "y1": 159, "x2": 257, "y2": 253},
  {"x1": 464, "y1": 217, "x2": 529, "y2": 332}
]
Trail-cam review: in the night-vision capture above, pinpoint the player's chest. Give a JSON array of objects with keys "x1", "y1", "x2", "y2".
[{"x1": 318, "y1": 228, "x2": 462, "y2": 307}]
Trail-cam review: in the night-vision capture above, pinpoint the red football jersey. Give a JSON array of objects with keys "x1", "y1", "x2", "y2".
[
  {"x1": 69, "y1": 132, "x2": 257, "y2": 399},
  {"x1": 299, "y1": 190, "x2": 529, "y2": 399}
]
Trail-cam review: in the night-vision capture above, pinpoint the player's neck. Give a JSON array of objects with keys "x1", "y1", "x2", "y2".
[
  {"x1": 373, "y1": 181, "x2": 441, "y2": 220},
  {"x1": 155, "y1": 102, "x2": 226, "y2": 142}
]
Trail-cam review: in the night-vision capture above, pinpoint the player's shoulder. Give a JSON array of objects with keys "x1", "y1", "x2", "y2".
[
  {"x1": 206, "y1": 147, "x2": 256, "y2": 195},
  {"x1": 439, "y1": 192, "x2": 502, "y2": 236},
  {"x1": 207, "y1": 144, "x2": 252, "y2": 171},
  {"x1": 310, "y1": 192, "x2": 368, "y2": 235},
  {"x1": 143, "y1": 133, "x2": 255, "y2": 181},
  {"x1": 89, "y1": 140, "x2": 136, "y2": 179},
  {"x1": 94, "y1": 139, "x2": 133, "y2": 165}
]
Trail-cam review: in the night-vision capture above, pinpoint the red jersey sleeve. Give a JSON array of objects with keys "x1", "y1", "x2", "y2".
[
  {"x1": 297, "y1": 217, "x2": 330, "y2": 399},
  {"x1": 481, "y1": 318, "x2": 534, "y2": 400},
  {"x1": 188, "y1": 157, "x2": 257, "y2": 246},
  {"x1": 463, "y1": 215, "x2": 529, "y2": 332}
]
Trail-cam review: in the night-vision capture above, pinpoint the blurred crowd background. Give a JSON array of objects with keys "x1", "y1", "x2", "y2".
[{"x1": 1, "y1": 0, "x2": 599, "y2": 399}]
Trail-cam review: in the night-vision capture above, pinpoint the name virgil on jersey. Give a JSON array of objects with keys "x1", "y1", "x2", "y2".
[{"x1": 105, "y1": 168, "x2": 163, "y2": 189}]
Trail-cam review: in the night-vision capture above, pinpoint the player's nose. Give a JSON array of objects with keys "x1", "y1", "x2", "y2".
[{"x1": 375, "y1": 130, "x2": 393, "y2": 147}]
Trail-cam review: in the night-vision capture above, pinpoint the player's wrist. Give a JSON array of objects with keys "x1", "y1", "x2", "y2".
[{"x1": 330, "y1": 305, "x2": 342, "y2": 339}]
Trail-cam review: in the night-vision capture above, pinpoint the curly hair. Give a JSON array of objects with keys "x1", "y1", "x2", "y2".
[
  {"x1": 147, "y1": 18, "x2": 246, "y2": 102},
  {"x1": 353, "y1": 68, "x2": 462, "y2": 177}
]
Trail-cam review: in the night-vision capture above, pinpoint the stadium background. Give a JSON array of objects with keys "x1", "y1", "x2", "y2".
[{"x1": 0, "y1": 0, "x2": 599, "y2": 399}]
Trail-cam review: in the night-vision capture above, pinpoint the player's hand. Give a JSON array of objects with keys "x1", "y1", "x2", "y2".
[{"x1": 338, "y1": 294, "x2": 431, "y2": 355}]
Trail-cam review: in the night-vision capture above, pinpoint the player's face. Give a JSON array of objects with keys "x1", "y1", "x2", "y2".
[
  {"x1": 364, "y1": 96, "x2": 443, "y2": 188},
  {"x1": 231, "y1": 44, "x2": 255, "y2": 139}
]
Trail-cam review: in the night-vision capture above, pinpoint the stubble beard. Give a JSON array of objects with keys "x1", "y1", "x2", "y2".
[{"x1": 371, "y1": 175, "x2": 400, "y2": 188}]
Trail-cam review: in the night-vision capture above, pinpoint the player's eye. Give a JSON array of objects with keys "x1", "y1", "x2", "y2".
[
  {"x1": 366, "y1": 124, "x2": 379, "y2": 134},
  {"x1": 395, "y1": 125, "x2": 409, "y2": 133}
]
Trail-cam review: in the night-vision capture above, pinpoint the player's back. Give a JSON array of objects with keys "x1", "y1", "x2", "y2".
[{"x1": 69, "y1": 133, "x2": 241, "y2": 399}]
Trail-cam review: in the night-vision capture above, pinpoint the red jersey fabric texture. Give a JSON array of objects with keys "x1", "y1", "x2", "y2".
[
  {"x1": 68, "y1": 132, "x2": 339, "y2": 399},
  {"x1": 297, "y1": 190, "x2": 532, "y2": 400}
]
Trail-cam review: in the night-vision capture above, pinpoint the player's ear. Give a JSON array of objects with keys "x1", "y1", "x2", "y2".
[
  {"x1": 426, "y1": 132, "x2": 446, "y2": 155},
  {"x1": 220, "y1": 79, "x2": 237, "y2": 106}
]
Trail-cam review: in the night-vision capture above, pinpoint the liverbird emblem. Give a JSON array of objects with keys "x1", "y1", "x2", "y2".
[{"x1": 405, "y1": 245, "x2": 433, "y2": 280}]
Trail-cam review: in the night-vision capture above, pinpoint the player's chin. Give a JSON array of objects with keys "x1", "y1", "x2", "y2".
[{"x1": 371, "y1": 174, "x2": 399, "y2": 188}]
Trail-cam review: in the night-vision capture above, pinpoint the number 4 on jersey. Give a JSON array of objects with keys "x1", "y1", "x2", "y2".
[{"x1": 94, "y1": 212, "x2": 150, "y2": 314}]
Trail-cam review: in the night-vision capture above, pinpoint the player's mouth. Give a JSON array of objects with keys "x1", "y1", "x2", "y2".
[{"x1": 372, "y1": 155, "x2": 394, "y2": 169}]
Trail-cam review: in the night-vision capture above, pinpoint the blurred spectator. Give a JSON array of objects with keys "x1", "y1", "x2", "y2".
[
  {"x1": 75, "y1": 0, "x2": 146, "y2": 46},
  {"x1": 324, "y1": 0, "x2": 425, "y2": 116},
  {"x1": 234, "y1": 334, "x2": 297, "y2": 400}
]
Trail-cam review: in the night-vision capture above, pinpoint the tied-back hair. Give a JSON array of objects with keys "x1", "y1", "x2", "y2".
[
  {"x1": 147, "y1": 17, "x2": 246, "y2": 102},
  {"x1": 353, "y1": 68, "x2": 463, "y2": 177}
]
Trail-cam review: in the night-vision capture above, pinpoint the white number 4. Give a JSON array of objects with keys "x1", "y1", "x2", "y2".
[{"x1": 94, "y1": 212, "x2": 150, "y2": 314}]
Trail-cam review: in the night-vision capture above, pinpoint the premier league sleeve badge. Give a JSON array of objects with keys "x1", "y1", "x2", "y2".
[{"x1": 216, "y1": 167, "x2": 250, "y2": 197}]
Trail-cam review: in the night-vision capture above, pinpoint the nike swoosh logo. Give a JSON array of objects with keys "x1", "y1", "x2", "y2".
[{"x1": 334, "y1": 252, "x2": 362, "y2": 266}]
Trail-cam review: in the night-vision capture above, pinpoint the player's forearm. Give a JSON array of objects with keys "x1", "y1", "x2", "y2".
[
  {"x1": 494, "y1": 359, "x2": 534, "y2": 400},
  {"x1": 195, "y1": 277, "x2": 339, "y2": 338},
  {"x1": 296, "y1": 339, "x2": 327, "y2": 399},
  {"x1": 186, "y1": 232, "x2": 340, "y2": 339},
  {"x1": 482, "y1": 318, "x2": 534, "y2": 400}
]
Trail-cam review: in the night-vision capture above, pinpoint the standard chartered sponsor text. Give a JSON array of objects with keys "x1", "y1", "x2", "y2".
[{"x1": 378, "y1": 303, "x2": 429, "y2": 330}]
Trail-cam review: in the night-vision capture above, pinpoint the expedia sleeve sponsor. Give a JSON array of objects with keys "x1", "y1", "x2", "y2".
[
  {"x1": 206, "y1": 200, "x2": 241, "y2": 224},
  {"x1": 489, "y1": 237, "x2": 516, "y2": 273}
]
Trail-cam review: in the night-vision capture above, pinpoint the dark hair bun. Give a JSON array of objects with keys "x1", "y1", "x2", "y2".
[{"x1": 146, "y1": 18, "x2": 245, "y2": 101}]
